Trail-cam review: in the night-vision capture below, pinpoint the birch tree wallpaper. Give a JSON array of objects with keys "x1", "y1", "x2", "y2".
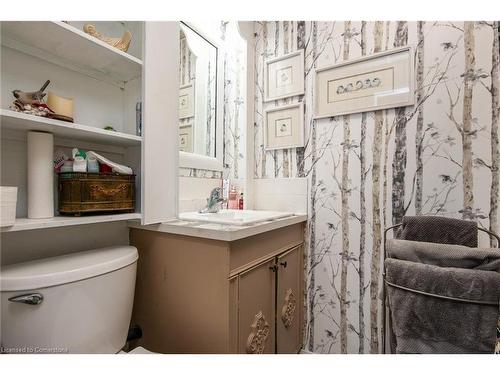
[{"x1": 253, "y1": 21, "x2": 500, "y2": 354}]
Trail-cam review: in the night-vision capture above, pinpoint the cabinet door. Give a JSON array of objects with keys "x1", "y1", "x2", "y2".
[
  {"x1": 277, "y1": 246, "x2": 302, "y2": 353},
  {"x1": 237, "y1": 258, "x2": 276, "y2": 354},
  {"x1": 141, "y1": 22, "x2": 179, "y2": 224}
]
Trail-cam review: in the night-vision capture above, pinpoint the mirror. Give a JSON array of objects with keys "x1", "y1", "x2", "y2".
[{"x1": 179, "y1": 22, "x2": 217, "y2": 158}]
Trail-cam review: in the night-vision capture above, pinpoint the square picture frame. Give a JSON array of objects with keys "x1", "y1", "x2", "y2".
[
  {"x1": 314, "y1": 46, "x2": 414, "y2": 118},
  {"x1": 264, "y1": 103, "x2": 304, "y2": 150},
  {"x1": 179, "y1": 83, "x2": 195, "y2": 119},
  {"x1": 264, "y1": 50, "x2": 305, "y2": 102},
  {"x1": 179, "y1": 123, "x2": 193, "y2": 153}
]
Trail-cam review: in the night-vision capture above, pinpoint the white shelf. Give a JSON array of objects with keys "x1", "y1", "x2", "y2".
[
  {"x1": 1, "y1": 213, "x2": 142, "y2": 233},
  {"x1": 1, "y1": 109, "x2": 142, "y2": 147},
  {"x1": 1, "y1": 21, "x2": 142, "y2": 85}
]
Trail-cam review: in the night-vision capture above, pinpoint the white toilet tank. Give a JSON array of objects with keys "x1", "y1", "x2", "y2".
[{"x1": 0, "y1": 246, "x2": 138, "y2": 354}]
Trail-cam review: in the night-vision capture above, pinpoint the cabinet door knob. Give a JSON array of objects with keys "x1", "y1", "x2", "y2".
[
  {"x1": 269, "y1": 265, "x2": 278, "y2": 272},
  {"x1": 280, "y1": 261, "x2": 287, "y2": 268}
]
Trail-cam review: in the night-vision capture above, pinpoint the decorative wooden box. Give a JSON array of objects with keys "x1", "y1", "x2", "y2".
[{"x1": 58, "y1": 172, "x2": 135, "y2": 215}]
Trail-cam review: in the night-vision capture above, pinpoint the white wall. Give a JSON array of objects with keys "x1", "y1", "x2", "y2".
[
  {"x1": 253, "y1": 178, "x2": 307, "y2": 214},
  {"x1": 178, "y1": 176, "x2": 221, "y2": 213},
  {"x1": 1, "y1": 221, "x2": 129, "y2": 265}
]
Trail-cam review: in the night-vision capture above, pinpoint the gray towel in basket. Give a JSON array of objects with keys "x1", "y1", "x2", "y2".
[
  {"x1": 385, "y1": 258, "x2": 500, "y2": 353},
  {"x1": 386, "y1": 239, "x2": 500, "y2": 271},
  {"x1": 397, "y1": 216, "x2": 478, "y2": 247}
]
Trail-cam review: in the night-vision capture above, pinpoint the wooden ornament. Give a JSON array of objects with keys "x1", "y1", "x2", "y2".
[{"x1": 83, "y1": 24, "x2": 132, "y2": 53}]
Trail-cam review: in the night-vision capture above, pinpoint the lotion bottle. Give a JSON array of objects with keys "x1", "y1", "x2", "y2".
[{"x1": 228, "y1": 186, "x2": 238, "y2": 209}]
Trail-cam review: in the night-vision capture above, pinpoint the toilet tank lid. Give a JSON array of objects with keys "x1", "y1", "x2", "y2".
[{"x1": 0, "y1": 246, "x2": 138, "y2": 292}]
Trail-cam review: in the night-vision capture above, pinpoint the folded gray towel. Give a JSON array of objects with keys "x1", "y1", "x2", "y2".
[
  {"x1": 386, "y1": 239, "x2": 500, "y2": 271},
  {"x1": 397, "y1": 216, "x2": 478, "y2": 247},
  {"x1": 385, "y1": 258, "x2": 500, "y2": 353}
]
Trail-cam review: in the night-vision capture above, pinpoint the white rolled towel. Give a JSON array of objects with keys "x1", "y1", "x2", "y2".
[{"x1": 86, "y1": 151, "x2": 133, "y2": 175}]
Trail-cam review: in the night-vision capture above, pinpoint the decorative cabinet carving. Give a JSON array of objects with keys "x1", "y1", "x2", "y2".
[
  {"x1": 238, "y1": 258, "x2": 275, "y2": 354},
  {"x1": 89, "y1": 184, "x2": 128, "y2": 198},
  {"x1": 246, "y1": 311, "x2": 271, "y2": 354},
  {"x1": 276, "y1": 246, "x2": 301, "y2": 353},
  {"x1": 281, "y1": 288, "x2": 297, "y2": 329}
]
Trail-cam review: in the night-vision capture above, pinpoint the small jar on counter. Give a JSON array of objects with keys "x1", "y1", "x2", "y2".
[{"x1": 238, "y1": 193, "x2": 244, "y2": 210}]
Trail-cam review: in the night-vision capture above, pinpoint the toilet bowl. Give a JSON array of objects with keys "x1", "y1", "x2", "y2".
[{"x1": 0, "y1": 246, "x2": 140, "y2": 354}]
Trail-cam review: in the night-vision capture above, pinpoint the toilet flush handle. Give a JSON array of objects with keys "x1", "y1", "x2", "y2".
[{"x1": 8, "y1": 293, "x2": 43, "y2": 305}]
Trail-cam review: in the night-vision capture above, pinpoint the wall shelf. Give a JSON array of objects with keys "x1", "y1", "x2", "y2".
[
  {"x1": 1, "y1": 22, "x2": 179, "y2": 240},
  {"x1": 1, "y1": 21, "x2": 143, "y2": 86},
  {"x1": 1, "y1": 213, "x2": 142, "y2": 233},
  {"x1": 0, "y1": 109, "x2": 142, "y2": 147}
]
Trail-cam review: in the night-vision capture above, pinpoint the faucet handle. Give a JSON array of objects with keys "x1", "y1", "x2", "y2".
[
  {"x1": 199, "y1": 187, "x2": 225, "y2": 213},
  {"x1": 209, "y1": 187, "x2": 223, "y2": 200}
]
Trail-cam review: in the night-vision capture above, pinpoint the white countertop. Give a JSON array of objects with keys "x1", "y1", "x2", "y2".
[{"x1": 128, "y1": 214, "x2": 307, "y2": 242}]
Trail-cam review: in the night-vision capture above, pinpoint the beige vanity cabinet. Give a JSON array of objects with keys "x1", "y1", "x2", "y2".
[{"x1": 129, "y1": 221, "x2": 304, "y2": 354}]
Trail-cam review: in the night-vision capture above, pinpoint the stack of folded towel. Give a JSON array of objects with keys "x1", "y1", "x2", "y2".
[
  {"x1": 396, "y1": 215, "x2": 479, "y2": 247},
  {"x1": 385, "y1": 239, "x2": 500, "y2": 353}
]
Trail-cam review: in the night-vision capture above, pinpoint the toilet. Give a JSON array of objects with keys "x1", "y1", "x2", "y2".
[{"x1": 0, "y1": 246, "x2": 149, "y2": 354}]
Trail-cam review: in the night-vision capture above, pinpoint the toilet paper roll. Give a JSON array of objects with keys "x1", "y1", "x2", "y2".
[{"x1": 27, "y1": 131, "x2": 54, "y2": 218}]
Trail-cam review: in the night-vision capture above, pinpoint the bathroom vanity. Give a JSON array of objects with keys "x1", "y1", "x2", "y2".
[{"x1": 128, "y1": 215, "x2": 306, "y2": 354}]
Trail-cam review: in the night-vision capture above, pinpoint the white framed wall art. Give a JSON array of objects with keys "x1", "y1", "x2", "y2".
[
  {"x1": 314, "y1": 46, "x2": 414, "y2": 118},
  {"x1": 264, "y1": 103, "x2": 304, "y2": 150},
  {"x1": 264, "y1": 50, "x2": 304, "y2": 101},
  {"x1": 179, "y1": 123, "x2": 193, "y2": 153},
  {"x1": 179, "y1": 83, "x2": 195, "y2": 119}
]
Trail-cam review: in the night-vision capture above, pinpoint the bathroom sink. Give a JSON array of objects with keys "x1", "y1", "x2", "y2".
[{"x1": 178, "y1": 209, "x2": 294, "y2": 226}]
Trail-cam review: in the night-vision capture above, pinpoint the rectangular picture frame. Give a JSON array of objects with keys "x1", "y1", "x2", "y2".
[
  {"x1": 314, "y1": 46, "x2": 414, "y2": 118},
  {"x1": 264, "y1": 103, "x2": 304, "y2": 151},
  {"x1": 179, "y1": 83, "x2": 195, "y2": 119},
  {"x1": 264, "y1": 50, "x2": 305, "y2": 102},
  {"x1": 179, "y1": 123, "x2": 193, "y2": 153}
]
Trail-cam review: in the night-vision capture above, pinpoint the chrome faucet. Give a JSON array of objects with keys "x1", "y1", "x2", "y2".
[{"x1": 199, "y1": 187, "x2": 225, "y2": 213}]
